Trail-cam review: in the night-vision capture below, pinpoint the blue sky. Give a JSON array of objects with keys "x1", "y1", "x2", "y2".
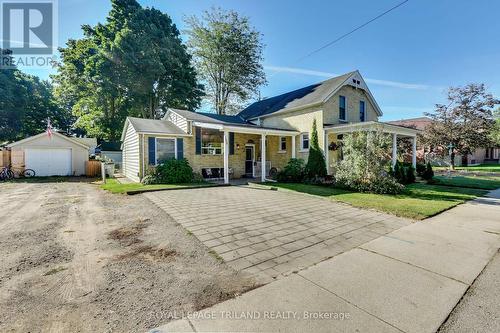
[{"x1": 22, "y1": 0, "x2": 500, "y2": 121}]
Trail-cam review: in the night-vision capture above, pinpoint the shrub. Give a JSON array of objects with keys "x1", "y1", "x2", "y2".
[
  {"x1": 141, "y1": 159, "x2": 194, "y2": 184},
  {"x1": 416, "y1": 163, "x2": 426, "y2": 177},
  {"x1": 392, "y1": 161, "x2": 416, "y2": 185},
  {"x1": 305, "y1": 119, "x2": 327, "y2": 179},
  {"x1": 334, "y1": 127, "x2": 405, "y2": 194},
  {"x1": 422, "y1": 162, "x2": 434, "y2": 181},
  {"x1": 277, "y1": 158, "x2": 305, "y2": 182}
]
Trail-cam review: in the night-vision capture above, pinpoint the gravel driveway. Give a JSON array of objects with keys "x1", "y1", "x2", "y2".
[
  {"x1": 145, "y1": 186, "x2": 411, "y2": 283},
  {"x1": 0, "y1": 180, "x2": 255, "y2": 333}
]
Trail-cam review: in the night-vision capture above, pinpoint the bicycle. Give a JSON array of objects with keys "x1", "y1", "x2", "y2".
[{"x1": 0, "y1": 165, "x2": 36, "y2": 180}]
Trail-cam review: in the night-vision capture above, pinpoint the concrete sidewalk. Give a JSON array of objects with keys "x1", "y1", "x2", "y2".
[{"x1": 151, "y1": 189, "x2": 500, "y2": 333}]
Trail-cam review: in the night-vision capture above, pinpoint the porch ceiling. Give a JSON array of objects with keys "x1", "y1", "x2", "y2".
[{"x1": 324, "y1": 121, "x2": 419, "y2": 137}]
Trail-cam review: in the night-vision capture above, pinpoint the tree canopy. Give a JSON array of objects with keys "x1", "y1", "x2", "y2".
[
  {"x1": 52, "y1": 0, "x2": 203, "y2": 140},
  {"x1": 490, "y1": 108, "x2": 500, "y2": 145},
  {"x1": 185, "y1": 7, "x2": 266, "y2": 115},
  {"x1": 0, "y1": 49, "x2": 70, "y2": 142},
  {"x1": 422, "y1": 83, "x2": 499, "y2": 168}
]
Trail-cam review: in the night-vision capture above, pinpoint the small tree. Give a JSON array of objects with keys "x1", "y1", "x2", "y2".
[
  {"x1": 423, "y1": 84, "x2": 499, "y2": 169},
  {"x1": 185, "y1": 7, "x2": 266, "y2": 115},
  {"x1": 490, "y1": 108, "x2": 500, "y2": 145},
  {"x1": 335, "y1": 127, "x2": 404, "y2": 194},
  {"x1": 305, "y1": 119, "x2": 327, "y2": 179}
]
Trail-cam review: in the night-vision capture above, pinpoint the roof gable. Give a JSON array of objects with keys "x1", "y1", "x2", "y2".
[
  {"x1": 238, "y1": 70, "x2": 383, "y2": 120},
  {"x1": 8, "y1": 132, "x2": 92, "y2": 149}
]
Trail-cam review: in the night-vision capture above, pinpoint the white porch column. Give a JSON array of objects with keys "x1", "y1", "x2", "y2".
[
  {"x1": 412, "y1": 135, "x2": 417, "y2": 169},
  {"x1": 392, "y1": 133, "x2": 398, "y2": 169},
  {"x1": 324, "y1": 130, "x2": 330, "y2": 175},
  {"x1": 291, "y1": 135, "x2": 296, "y2": 158},
  {"x1": 261, "y1": 134, "x2": 267, "y2": 182},
  {"x1": 223, "y1": 130, "x2": 229, "y2": 184}
]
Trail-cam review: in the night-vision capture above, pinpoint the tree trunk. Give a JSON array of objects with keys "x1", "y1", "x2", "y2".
[{"x1": 450, "y1": 151, "x2": 455, "y2": 170}]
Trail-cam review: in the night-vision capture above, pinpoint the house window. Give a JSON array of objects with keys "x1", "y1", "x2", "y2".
[
  {"x1": 201, "y1": 128, "x2": 223, "y2": 155},
  {"x1": 301, "y1": 133, "x2": 309, "y2": 151},
  {"x1": 156, "y1": 138, "x2": 176, "y2": 164},
  {"x1": 339, "y1": 96, "x2": 346, "y2": 121},
  {"x1": 359, "y1": 101, "x2": 366, "y2": 122},
  {"x1": 279, "y1": 136, "x2": 287, "y2": 152}
]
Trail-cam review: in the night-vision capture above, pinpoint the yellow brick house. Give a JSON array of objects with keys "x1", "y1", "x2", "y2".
[{"x1": 121, "y1": 71, "x2": 419, "y2": 183}]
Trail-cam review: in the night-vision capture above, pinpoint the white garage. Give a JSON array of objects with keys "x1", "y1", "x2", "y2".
[
  {"x1": 7, "y1": 132, "x2": 95, "y2": 177},
  {"x1": 25, "y1": 148, "x2": 72, "y2": 176}
]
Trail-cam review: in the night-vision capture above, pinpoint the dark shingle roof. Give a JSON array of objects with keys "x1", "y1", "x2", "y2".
[
  {"x1": 169, "y1": 108, "x2": 249, "y2": 125},
  {"x1": 238, "y1": 71, "x2": 355, "y2": 119},
  {"x1": 127, "y1": 117, "x2": 186, "y2": 135}
]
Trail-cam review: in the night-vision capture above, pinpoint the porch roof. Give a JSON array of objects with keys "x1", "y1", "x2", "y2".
[
  {"x1": 324, "y1": 121, "x2": 419, "y2": 137},
  {"x1": 193, "y1": 121, "x2": 300, "y2": 136}
]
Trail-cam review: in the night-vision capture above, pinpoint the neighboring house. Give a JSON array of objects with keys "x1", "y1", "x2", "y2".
[
  {"x1": 121, "y1": 71, "x2": 419, "y2": 183},
  {"x1": 7, "y1": 132, "x2": 95, "y2": 176},
  {"x1": 388, "y1": 117, "x2": 500, "y2": 166},
  {"x1": 99, "y1": 141, "x2": 123, "y2": 170}
]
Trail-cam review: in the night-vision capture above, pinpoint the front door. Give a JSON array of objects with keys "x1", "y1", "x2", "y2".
[{"x1": 245, "y1": 146, "x2": 254, "y2": 177}]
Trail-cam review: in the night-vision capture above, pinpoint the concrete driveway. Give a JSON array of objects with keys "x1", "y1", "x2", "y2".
[{"x1": 145, "y1": 186, "x2": 410, "y2": 282}]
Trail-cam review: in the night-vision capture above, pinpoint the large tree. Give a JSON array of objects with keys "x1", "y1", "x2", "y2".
[
  {"x1": 490, "y1": 108, "x2": 500, "y2": 145},
  {"x1": 1, "y1": 49, "x2": 69, "y2": 142},
  {"x1": 52, "y1": 0, "x2": 203, "y2": 140},
  {"x1": 423, "y1": 84, "x2": 499, "y2": 169},
  {"x1": 185, "y1": 8, "x2": 266, "y2": 115}
]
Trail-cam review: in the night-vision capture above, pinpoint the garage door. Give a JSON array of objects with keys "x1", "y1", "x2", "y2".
[{"x1": 25, "y1": 148, "x2": 72, "y2": 176}]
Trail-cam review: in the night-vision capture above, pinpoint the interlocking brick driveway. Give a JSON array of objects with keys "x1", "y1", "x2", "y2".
[{"x1": 145, "y1": 186, "x2": 411, "y2": 283}]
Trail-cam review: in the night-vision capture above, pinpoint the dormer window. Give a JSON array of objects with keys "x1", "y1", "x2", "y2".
[{"x1": 339, "y1": 95, "x2": 346, "y2": 121}]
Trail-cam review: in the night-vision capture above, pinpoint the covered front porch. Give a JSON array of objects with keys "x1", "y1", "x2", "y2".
[
  {"x1": 192, "y1": 121, "x2": 300, "y2": 184},
  {"x1": 324, "y1": 121, "x2": 420, "y2": 175}
]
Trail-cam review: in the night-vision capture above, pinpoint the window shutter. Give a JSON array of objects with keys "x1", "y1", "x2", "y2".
[
  {"x1": 195, "y1": 127, "x2": 201, "y2": 155},
  {"x1": 229, "y1": 132, "x2": 235, "y2": 155},
  {"x1": 148, "y1": 137, "x2": 156, "y2": 165},
  {"x1": 177, "y1": 138, "x2": 184, "y2": 160}
]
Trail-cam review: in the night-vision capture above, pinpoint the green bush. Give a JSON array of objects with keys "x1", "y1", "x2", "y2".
[
  {"x1": 422, "y1": 162, "x2": 434, "y2": 181},
  {"x1": 142, "y1": 159, "x2": 194, "y2": 184},
  {"x1": 416, "y1": 163, "x2": 426, "y2": 177},
  {"x1": 392, "y1": 161, "x2": 416, "y2": 185},
  {"x1": 305, "y1": 119, "x2": 327, "y2": 179},
  {"x1": 334, "y1": 128, "x2": 405, "y2": 194},
  {"x1": 277, "y1": 158, "x2": 305, "y2": 182}
]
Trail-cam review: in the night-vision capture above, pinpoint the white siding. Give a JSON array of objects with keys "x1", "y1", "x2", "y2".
[
  {"x1": 166, "y1": 111, "x2": 189, "y2": 133},
  {"x1": 122, "y1": 122, "x2": 140, "y2": 182}
]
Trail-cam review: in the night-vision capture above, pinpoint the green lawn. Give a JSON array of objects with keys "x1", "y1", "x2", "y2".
[
  {"x1": 433, "y1": 175, "x2": 500, "y2": 190},
  {"x1": 435, "y1": 164, "x2": 500, "y2": 173},
  {"x1": 268, "y1": 182, "x2": 488, "y2": 220},
  {"x1": 100, "y1": 178, "x2": 212, "y2": 194}
]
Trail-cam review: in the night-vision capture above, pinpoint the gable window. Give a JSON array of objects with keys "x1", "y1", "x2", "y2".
[
  {"x1": 301, "y1": 133, "x2": 309, "y2": 151},
  {"x1": 279, "y1": 136, "x2": 287, "y2": 152},
  {"x1": 201, "y1": 128, "x2": 223, "y2": 155},
  {"x1": 339, "y1": 96, "x2": 346, "y2": 121},
  {"x1": 359, "y1": 101, "x2": 366, "y2": 122},
  {"x1": 156, "y1": 138, "x2": 176, "y2": 164}
]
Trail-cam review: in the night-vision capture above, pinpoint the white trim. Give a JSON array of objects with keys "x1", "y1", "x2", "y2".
[
  {"x1": 292, "y1": 136, "x2": 296, "y2": 158},
  {"x1": 392, "y1": 133, "x2": 398, "y2": 169},
  {"x1": 136, "y1": 131, "x2": 192, "y2": 137},
  {"x1": 261, "y1": 134, "x2": 267, "y2": 182},
  {"x1": 223, "y1": 130, "x2": 230, "y2": 184},
  {"x1": 155, "y1": 137, "x2": 177, "y2": 165},
  {"x1": 8, "y1": 131, "x2": 91, "y2": 150},
  {"x1": 324, "y1": 121, "x2": 420, "y2": 137}
]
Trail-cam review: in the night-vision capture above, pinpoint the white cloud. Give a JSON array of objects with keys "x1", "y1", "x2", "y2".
[{"x1": 264, "y1": 65, "x2": 433, "y2": 90}]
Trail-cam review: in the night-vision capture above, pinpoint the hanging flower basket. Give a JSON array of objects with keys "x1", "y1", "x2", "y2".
[{"x1": 328, "y1": 142, "x2": 342, "y2": 151}]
